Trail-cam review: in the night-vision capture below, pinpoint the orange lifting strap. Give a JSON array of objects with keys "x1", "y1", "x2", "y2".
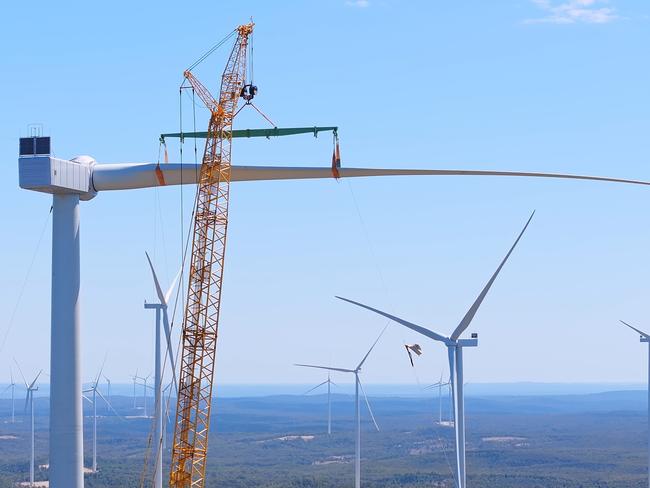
[{"x1": 331, "y1": 131, "x2": 341, "y2": 179}]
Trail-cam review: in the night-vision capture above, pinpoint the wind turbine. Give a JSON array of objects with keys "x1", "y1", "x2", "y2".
[
  {"x1": 144, "y1": 252, "x2": 180, "y2": 488},
  {"x1": 103, "y1": 374, "x2": 111, "y2": 405},
  {"x1": 337, "y1": 211, "x2": 534, "y2": 488},
  {"x1": 131, "y1": 369, "x2": 139, "y2": 409},
  {"x1": 82, "y1": 362, "x2": 117, "y2": 473},
  {"x1": 302, "y1": 372, "x2": 336, "y2": 435},
  {"x1": 140, "y1": 374, "x2": 151, "y2": 418},
  {"x1": 16, "y1": 362, "x2": 42, "y2": 488},
  {"x1": 161, "y1": 381, "x2": 174, "y2": 450},
  {"x1": 426, "y1": 376, "x2": 452, "y2": 426},
  {"x1": 17, "y1": 129, "x2": 650, "y2": 488},
  {"x1": 2, "y1": 367, "x2": 17, "y2": 423},
  {"x1": 296, "y1": 327, "x2": 385, "y2": 488},
  {"x1": 619, "y1": 320, "x2": 650, "y2": 488}
]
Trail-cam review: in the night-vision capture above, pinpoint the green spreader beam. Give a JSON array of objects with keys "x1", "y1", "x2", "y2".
[{"x1": 160, "y1": 126, "x2": 338, "y2": 142}]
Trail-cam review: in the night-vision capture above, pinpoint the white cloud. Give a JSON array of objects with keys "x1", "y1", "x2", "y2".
[
  {"x1": 526, "y1": 0, "x2": 618, "y2": 24},
  {"x1": 345, "y1": 0, "x2": 370, "y2": 7}
]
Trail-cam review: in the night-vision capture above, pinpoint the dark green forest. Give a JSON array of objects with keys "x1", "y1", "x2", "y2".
[{"x1": 0, "y1": 391, "x2": 648, "y2": 487}]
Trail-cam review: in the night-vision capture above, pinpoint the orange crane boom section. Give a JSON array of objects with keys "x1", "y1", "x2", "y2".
[{"x1": 169, "y1": 22, "x2": 254, "y2": 488}]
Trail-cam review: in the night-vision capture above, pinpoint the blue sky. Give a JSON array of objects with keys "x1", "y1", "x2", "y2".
[{"x1": 0, "y1": 0, "x2": 649, "y2": 389}]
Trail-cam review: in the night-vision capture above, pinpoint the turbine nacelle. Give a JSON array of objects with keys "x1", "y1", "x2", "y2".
[{"x1": 19, "y1": 137, "x2": 98, "y2": 200}]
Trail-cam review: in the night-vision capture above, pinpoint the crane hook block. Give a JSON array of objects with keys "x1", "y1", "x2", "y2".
[{"x1": 240, "y1": 84, "x2": 258, "y2": 102}]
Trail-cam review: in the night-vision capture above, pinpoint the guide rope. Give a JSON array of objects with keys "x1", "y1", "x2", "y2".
[{"x1": 0, "y1": 205, "x2": 52, "y2": 355}]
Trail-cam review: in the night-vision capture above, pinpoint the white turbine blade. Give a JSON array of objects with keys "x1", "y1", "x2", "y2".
[
  {"x1": 357, "y1": 323, "x2": 390, "y2": 371},
  {"x1": 94, "y1": 356, "x2": 107, "y2": 387},
  {"x1": 358, "y1": 379, "x2": 380, "y2": 432},
  {"x1": 82, "y1": 395, "x2": 93, "y2": 404},
  {"x1": 336, "y1": 297, "x2": 449, "y2": 343},
  {"x1": 450, "y1": 211, "x2": 534, "y2": 341},
  {"x1": 161, "y1": 309, "x2": 178, "y2": 393},
  {"x1": 145, "y1": 252, "x2": 166, "y2": 305},
  {"x1": 1, "y1": 384, "x2": 11, "y2": 395},
  {"x1": 303, "y1": 380, "x2": 329, "y2": 395},
  {"x1": 96, "y1": 389, "x2": 124, "y2": 420},
  {"x1": 620, "y1": 320, "x2": 650, "y2": 338},
  {"x1": 27, "y1": 370, "x2": 42, "y2": 391},
  {"x1": 23, "y1": 390, "x2": 30, "y2": 413},
  {"x1": 13, "y1": 359, "x2": 29, "y2": 388},
  {"x1": 91, "y1": 162, "x2": 650, "y2": 192},
  {"x1": 294, "y1": 364, "x2": 355, "y2": 374},
  {"x1": 9, "y1": 367, "x2": 14, "y2": 386},
  {"x1": 164, "y1": 266, "x2": 183, "y2": 305},
  {"x1": 27, "y1": 369, "x2": 43, "y2": 390}
]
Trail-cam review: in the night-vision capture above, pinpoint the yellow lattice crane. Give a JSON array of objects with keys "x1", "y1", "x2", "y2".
[{"x1": 169, "y1": 22, "x2": 254, "y2": 488}]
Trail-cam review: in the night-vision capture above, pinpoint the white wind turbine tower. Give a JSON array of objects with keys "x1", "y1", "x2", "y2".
[
  {"x1": 302, "y1": 372, "x2": 336, "y2": 435},
  {"x1": 82, "y1": 363, "x2": 118, "y2": 474},
  {"x1": 16, "y1": 363, "x2": 42, "y2": 488},
  {"x1": 619, "y1": 319, "x2": 650, "y2": 488},
  {"x1": 131, "y1": 370, "x2": 139, "y2": 409},
  {"x1": 144, "y1": 252, "x2": 180, "y2": 488},
  {"x1": 17, "y1": 131, "x2": 650, "y2": 488},
  {"x1": 338, "y1": 212, "x2": 534, "y2": 488},
  {"x1": 139, "y1": 374, "x2": 151, "y2": 418},
  {"x1": 426, "y1": 375, "x2": 452, "y2": 426},
  {"x1": 296, "y1": 327, "x2": 385, "y2": 488},
  {"x1": 2, "y1": 367, "x2": 17, "y2": 423}
]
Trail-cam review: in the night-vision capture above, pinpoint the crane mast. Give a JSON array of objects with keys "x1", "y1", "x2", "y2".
[{"x1": 169, "y1": 23, "x2": 253, "y2": 488}]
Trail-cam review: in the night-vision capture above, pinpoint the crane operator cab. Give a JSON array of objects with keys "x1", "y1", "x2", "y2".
[{"x1": 240, "y1": 83, "x2": 258, "y2": 102}]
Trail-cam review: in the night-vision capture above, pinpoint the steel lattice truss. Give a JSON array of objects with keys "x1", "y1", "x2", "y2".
[{"x1": 169, "y1": 23, "x2": 254, "y2": 488}]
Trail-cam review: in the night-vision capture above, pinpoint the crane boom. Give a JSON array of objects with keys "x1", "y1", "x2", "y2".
[{"x1": 169, "y1": 22, "x2": 253, "y2": 488}]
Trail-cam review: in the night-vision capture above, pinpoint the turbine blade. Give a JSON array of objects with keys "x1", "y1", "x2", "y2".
[
  {"x1": 336, "y1": 297, "x2": 449, "y2": 343},
  {"x1": 450, "y1": 211, "x2": 534, "y2": 340},
  {"x1": 145, "y1": 251, "x2": 166, "y2": 305},
  {"x1": 95, "y1": 355, "x2": 107, "y2": 387},
  {"x1": 357, "y1": 323, "x2": 390, "y2": 370},
  {"x1": 294, "y1": 364, "x2": 355, "y2": 373},
  {"x1": 9, "y1": 367, "x2": 13, "y2": 385},
  {"x1": 358, "y1": 379, "x2": 380, "y2": 432},
  {"x1": 13, "y1": 359, "x2": 28, "y2": 388},
  {"x1": 23, "y1": 392, "x2": 29, "y2": 413},
  {"x1": 96, "y1": 389, "x2": 125, "y2": 420},
  {"x1": 27, "y1": 370, "x2": 42, "y2": 391},
  {"x1": 161, "y1": 309, "x2": 178, "y2": 394},
  {"x1": 303, "y1": 380, "x2": 329, "y2": 395},
  {"x1": 92, "y1": 163, "x2": 650, "y2": 192},
  {"x1": 82, "y1": 394, "x2": 93, "y2": 404},
  {"x1": 620, "y1": 320, "x2": 650, "y2": 338},
  {"x1": 164, "y1": 266, "x2": 183, "y2": 305}
]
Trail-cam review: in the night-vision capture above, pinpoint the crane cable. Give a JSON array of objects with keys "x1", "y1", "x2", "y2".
[
  {"x1": 186, "y1": 29, "x2": 237, "y2": 73},
  {"x1": 0, "y1": 205, "x2": 52, "y2": 355},
  {"x1": 344, "y1": 180, "x2": 456, "y2": 483},
  {"x1": 141, "y1": 64, "x2": 205, "y2": 488}
]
